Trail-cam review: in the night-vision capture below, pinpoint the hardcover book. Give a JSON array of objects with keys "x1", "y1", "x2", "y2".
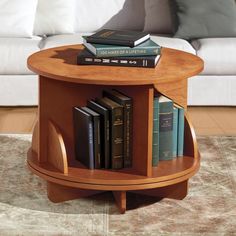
[
  {"x1": 175, "y1": 104, "x2": 185, "y2": 156},
  {"x1": 87, "y1": 100, "x2": 110, "y2": 169},
  {"x1": 96, "y1": 97, "x2": 124, "y2": 169},
  {"x1": 152, "y1": 96, "x2": 159, "y2": 166},
  {"x1": 103, "y1": 90, "x2": 133, "y2": 168},
  {"x1": 81, "y1": 107, "x2": 101, "y2": 169},
  {"x1": 83, "y1": 37, "x2": 161, "y2": 58},
  {"x1": 85, "y1": 29, "x2": 150, "y2": 47},
  {"x1": 73, "y1": 107, "x2": 94, "y2": 169},
  {"x1": 158, "y1": 95, "x2": 173, "y2": 161},
  {"x1": 172, "y1": 106, "x2": 179, "y2": 157},
  {"x1": 77, "y1": 49, "x2": 160, "y2": 68}
]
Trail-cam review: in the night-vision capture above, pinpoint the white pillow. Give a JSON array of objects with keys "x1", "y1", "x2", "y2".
[
  {"x1": 34, "y1": 0, "x2": 75, "y2": 35},
  {"x1": 0, "y1": 0, "x2": 38, "y2": 37},
  {"x1": 144, "y1": 0, "x2": 173, "y2": 34}
]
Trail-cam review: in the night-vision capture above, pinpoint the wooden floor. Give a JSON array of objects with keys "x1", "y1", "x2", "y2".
[{"x1": 0, "y1": 106, "x2": 235, "y2": 135}]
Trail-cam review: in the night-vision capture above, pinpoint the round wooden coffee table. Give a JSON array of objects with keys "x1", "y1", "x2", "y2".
[{"x1": 27, "y1": 44, "x2": 203, "y2": 213}]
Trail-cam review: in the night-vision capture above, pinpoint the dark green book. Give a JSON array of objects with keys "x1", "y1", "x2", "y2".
[
  {"x1": 152, "y1": 96, "x2": 159, "y2": 166},
  {"x1": 103, "y1": 90, "x2": 133, "y2": 168},
  {"x1": 96, "y1": 97, "x2": 124, "y2": 169},
  {"x1": 81, "y1": 107, "x2": 101, "y2": 169},
  {"x1": 87, "y1": 100, "x2": 110, "y2": 169},
  {"x1": 158, "y1": 95, "x2": 173, "y2": 161},
  {"x1": 83, "y1": 37, "x2": 161, "y2": 58},
  {"x1": 86, "y1": 29, "x2": 150, "y2": 47}
]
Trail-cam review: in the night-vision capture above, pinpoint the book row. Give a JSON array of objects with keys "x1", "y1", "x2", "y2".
[
  {"x1": 73, "y1": 90, "x2": 185, "y2": 170},
  {"x1": 152, "y1": 95, "x2": 185, "y2": 166},
  {"x1": 73, "y1": 90, "x2": 132, "y2": 170}
]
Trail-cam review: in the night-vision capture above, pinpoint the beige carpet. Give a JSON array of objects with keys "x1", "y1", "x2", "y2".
[{"x1": 0, "y1": 135, "x2": 235, "y2": 236}]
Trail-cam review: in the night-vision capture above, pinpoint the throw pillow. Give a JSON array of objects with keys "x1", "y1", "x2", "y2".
[
  {"x1": 74, "y1": 0, "x2": 145, "y2": 33},
  {"x1": 0, "y1": 0, "x2": 38, "y2": 37},
  {"x1": 34, "y1": 0, "x2": 75, "y2": 36},
  {"x1": 144, "y1": 0, "x2": 173, "y2": 34},
  {"x1": 172, "y1": 0, "x2": 236, "y2": 40}
]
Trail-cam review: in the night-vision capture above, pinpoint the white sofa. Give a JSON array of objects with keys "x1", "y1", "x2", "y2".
[{"x1": 0, "y1": 0, "x2": 235, "y2": 106}]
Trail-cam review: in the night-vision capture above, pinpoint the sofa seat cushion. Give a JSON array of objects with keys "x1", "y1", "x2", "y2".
[
  {"x1": 191, "y1": 38, "x2": 236, "y2": 75},
  {"x1": 40, "y1": 33, "x2": 93, "y2": 49},
  {"x1": 151, "y1": 35, "x2": 196, "y2": 54},
  {"x1": 0, "y1": 37, "x2": 42, "y2": 75}
]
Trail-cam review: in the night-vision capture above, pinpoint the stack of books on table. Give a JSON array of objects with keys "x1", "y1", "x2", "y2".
[
  {"x1": 77, "y1": 29, "x2": 162, "y2": 68},
  {"x1": 152, "y1": 94, "x2": 185, "y2": 167},
  {"x1": 73, "y1": 89, "x2": 132, "y2": 170}
]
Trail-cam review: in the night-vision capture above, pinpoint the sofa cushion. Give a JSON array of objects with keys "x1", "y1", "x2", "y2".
[
  {"x1": 0, "y1": 37, "x2": 42, "y2": 74},
  {"x1": 151, "y1": 35, "x2": 196, "y2": 54},
  {"x1": 144, "y1": 0, "x2": 173, "y2": 34},
  {"x1": 191, "y1": 38, "x2": 236, "y2": 75},
  {"x1": 74, "y1": 0, "x2": 145, "y2": 33},
  {"x1": 40, "y1": 33, "x2": 92, "y2": 49},
  {"x1": 34, "y1": 0, "x2": 75, "y2": 36},
  {"x1": 171, "y1": 0, "x2": 236, "y2": 40},
  {"x1": 0, "y1": 0, "x2": 38, "y2": 37}
]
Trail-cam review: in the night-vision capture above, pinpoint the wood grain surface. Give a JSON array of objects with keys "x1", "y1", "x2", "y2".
[{"x1": 28, "y1": 45, "x2": 203, "y2": 86}]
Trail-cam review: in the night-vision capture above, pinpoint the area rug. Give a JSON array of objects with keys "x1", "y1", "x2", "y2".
[{"x1": 0, "y1": 135, "x2": 235, "y2": 236}]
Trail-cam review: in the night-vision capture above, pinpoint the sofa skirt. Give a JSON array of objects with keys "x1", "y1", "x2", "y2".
[{"x1": 0, "y1": 75, "x2": 235, "y2": 106}]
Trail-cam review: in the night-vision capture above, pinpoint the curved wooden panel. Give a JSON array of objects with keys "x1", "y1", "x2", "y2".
[
  {"x1": 31, "y1": 120, "x2": 39, "y2": 158},
  {"x1": 184, "y1": 113, "x2": 198, "y2": 158},
  {"x1": 48, "y1": 121, "x2": 68, "y2": 174}
]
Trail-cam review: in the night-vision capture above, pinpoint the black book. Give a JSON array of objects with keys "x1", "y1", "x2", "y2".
[
  {"x1": 86, "y1": 29, "x2": 150, "y2": 47},
  {"x1": 96, "y1": 97, "x2": 124, "y2": 169},
  {"x1": 103, "y1": 90, "x2": 133, "y2": 168},
  {"x1": 81, "y1": 107, "x2": 101, "y2": 169},
  {"x1": 77, "y1": 49, "x2": 160, "y2": 68},
  {"x1": 73, "y1": 107, "x2": 94, "y2": 169},
  {"x1": 87, "y1": 100, "x2": 110, "y2": 169}
]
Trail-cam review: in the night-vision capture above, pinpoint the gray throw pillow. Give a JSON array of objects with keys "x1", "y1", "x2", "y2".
[{"x1": 171, "y1": 0, "x2": 236, "y2": 40}]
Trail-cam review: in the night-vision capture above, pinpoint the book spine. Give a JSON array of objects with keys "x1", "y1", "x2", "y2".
[
  {"x1": 159, "y1": 101, "x2": 173, "y2": 161},
  {"x1": 124, "y1": 100, "x2": 132, "y2": 168},
  {"x1": 172, "y1": 107, "x2": 178, "y2": 157},
  {"x1": 105, "y1": 115, "x2": 110, "y2": 168},
  {"x1": 77, "y1": 55, "x2": 157, "y2": 68},
  {"x1": 86, "y1": 38, "x2": 134, "y2": 47},
  {"x1": 73, "y1": 108, "x2": 94, "y2": 169},
  {"x1": 177, "y1": 107, "x2": 185, "y2": 156},
  {"x1": 111, "y1": 107, "x2": 124, "y2": 169},
  {"x1": 88, "y1": 121, "x2": 95, "y2": 169},
  {"x1": 93, "y1": 116, "x2": 101, "y2": 168},
  {"x1": 96, "y1": 47, "x2": 160, "y2": 58},
  {"x1": 102, "y1": 91, "x2": 133, "y2": 168},
  {"x1": 87, "y1": 101, "x2": 110, "y2": 169},
  {"x1": 152, "y1": 97, "x2": 159, "y2": 166}
]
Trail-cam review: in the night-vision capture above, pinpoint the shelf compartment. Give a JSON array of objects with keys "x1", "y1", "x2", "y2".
[
  {"x1": 38, "y1": 77, "x2": 155, "y2": 177},
  {"x1": 27, "y1": 111, "x2": 199, "y2": 191}
]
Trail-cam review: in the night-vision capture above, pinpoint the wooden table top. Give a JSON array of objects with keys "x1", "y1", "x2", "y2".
[{"x1": 27, "y1": 44, "x2": 204, "y2": 85}]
